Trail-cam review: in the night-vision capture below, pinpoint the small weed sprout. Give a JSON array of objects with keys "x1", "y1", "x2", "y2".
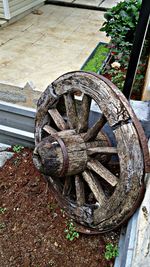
[
  {"x1": 0, "y1": 222, "x2": 6, "y2": 229},
  {"x1": 104, "y1": 243, "x2": 119, "y2": 260},
  {"x1": 0, "y1": 207, "x2": 7, "y2": 214},
  {"x1": 13, "y1": 145, "x2": 24, "y2": 153},
  {"x1": 64, "y1": 220, "x2": 79, "y2": 241}
]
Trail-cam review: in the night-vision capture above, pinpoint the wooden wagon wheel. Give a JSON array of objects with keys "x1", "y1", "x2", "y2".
[{"x1": 33, "y1": 71, "x2": 147, "y2": 233}]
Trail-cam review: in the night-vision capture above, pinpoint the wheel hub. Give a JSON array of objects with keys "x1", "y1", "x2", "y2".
[{"x1": 33, "y1": 130, "x2": 111, "y2": 178}]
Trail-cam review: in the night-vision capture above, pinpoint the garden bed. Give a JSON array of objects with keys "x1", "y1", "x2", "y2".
[{"x1": 0, "y1": 146, "x2": 120, "y2": 267}]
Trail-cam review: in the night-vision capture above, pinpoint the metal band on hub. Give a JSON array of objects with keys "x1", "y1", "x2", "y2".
[{"x1": 52, "y1": 134, "x2": 69, "y2": 177}]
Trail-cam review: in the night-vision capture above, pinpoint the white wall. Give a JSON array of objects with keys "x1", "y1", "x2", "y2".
[{"x1": 0, "y1": 0, "x2": 44, "y2": 20}]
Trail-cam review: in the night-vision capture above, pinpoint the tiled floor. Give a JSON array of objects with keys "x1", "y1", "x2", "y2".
[{"x1": 0, "y1": 4, "x2": 109, "y2": 92}]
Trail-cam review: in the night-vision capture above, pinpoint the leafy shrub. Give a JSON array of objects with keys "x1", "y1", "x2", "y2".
[{"x1": 100, "y1": 0, "x2": 142, "y2": 50}]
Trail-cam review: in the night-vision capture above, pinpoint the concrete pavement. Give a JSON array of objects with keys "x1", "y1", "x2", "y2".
[{"x1": 0, "y1": 4, "x2": 109, "y2": 92}]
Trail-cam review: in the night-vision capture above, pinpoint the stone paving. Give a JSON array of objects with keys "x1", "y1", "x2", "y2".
[{"x1": 0, "y1": 4, "x2": 109, "y2": 92}]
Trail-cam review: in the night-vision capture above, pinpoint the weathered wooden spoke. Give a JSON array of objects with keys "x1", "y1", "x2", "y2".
[
  {"x1": 87, "y1": 147, "x2": 118, "y2": 155},
  {"x1": 62, "y1": 176, "x2": 72, "y2": 196},
  {"x1": 43, "y1": 124, "x2": 57, "y2": 135},
  {"x1": 33, "y1": 71, "x2": 146, "y2": 233},
  {"x1": 75, "y1": 175, "x2": 85, "y2": 206},
  {"x1": 77, "y1": 94, "x2": 91, "y2": 133},
  {"x1": 87, "y1": 159, "x2": 118, "y2": 187},
  {"x1": 84, "y1": 114, "x2": 106, "y2": 142},
  {"x1": 82, "y1": 170, "x2": 106, "y2": 205},
  {"x1": 64, "y1": 93, "x2": 79, "y2": 129},
  {"x1": 48, "y1": 108, "x2": 67, "y2": 130}
]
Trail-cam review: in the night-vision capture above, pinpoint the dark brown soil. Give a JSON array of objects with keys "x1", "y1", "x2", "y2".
[{"x1": 0, "y1": 148, "x2": 119, "y2": 267}]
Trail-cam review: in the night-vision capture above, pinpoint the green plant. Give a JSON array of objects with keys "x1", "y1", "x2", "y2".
[
  {"x1": 64, "y1": 220, "x2": 79, "y2": 241},
  {"x1": 100, "y1": 0, "x2": 142, "y2": 50},
  {"x1": 102, "y1": 57, "x2": 146, "y2": 95},
  {"x1": 0, "y1": 207, "x2": 7, "y2": 214},
  {"x1": 102, "y1": 68, "x2": 126, "y2": 91},
  {"x1": 12, "y1": 145, "x2": 24, "y2": 153},
  {"x1": 104, "y1": 243, "x2": 119, "y2": 261}
]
